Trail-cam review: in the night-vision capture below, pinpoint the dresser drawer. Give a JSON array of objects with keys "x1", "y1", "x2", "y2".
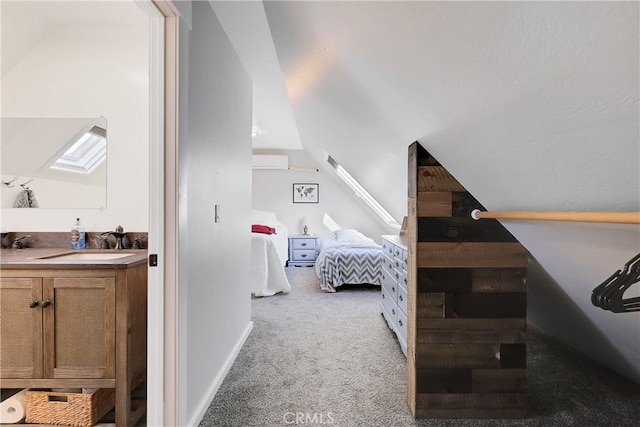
[
  {"x1": 292, "y1": 249, "x2": 316, "y2": 261},
  {"x1": 381, "y1": 271, "x2": 397, "y2": 301},
  {"x1": 381, "y1": 287, "x2": 396, "y2": 319},
  {"x1": 397, "y1": 282, "x2": 408, "y2": 314},
  {"x1": 383, "y1": 255, "x2": 395, "y2": 275},
  {"x1": 396, "y1": 308, "x2": 408, "y2": 353},
  {"x1": 382, "y1": 240, "x2": 394, "y2": 258},
  {"x1": 292, "y1": 238, "x2": 316, "y2": 250}
]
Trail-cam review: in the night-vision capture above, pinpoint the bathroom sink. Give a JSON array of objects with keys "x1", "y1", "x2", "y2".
[{"x1": 41, "y1": 252, "x2": 134, "y2": 260}]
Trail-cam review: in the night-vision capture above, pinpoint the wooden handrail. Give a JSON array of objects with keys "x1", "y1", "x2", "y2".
[{"x1": 471, "y1": 210, "x2": 640, "y2": 224}]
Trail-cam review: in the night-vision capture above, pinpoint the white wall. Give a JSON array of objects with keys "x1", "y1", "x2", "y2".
[
  {"x1": 1, "y1": 23, "x2": 149, "y2": 232},
  {"x1": 176, "y1": 2, "x2": 253, "y2": 425},
  {"x1": 252, "y1": 149, "x2": 391, "y2": 242}
]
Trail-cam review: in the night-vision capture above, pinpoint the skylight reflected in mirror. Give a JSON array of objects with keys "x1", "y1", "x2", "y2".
[{"x1": 49, "y1": 125, "x2": 107, "y2": 174}]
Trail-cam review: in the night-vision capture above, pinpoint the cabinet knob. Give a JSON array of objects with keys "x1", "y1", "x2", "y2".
[
  {"x1": 40, "y1": 300, "x2": 51, "y2": 308},
  {"x1": 29, "y1": 301, "x2": 39, "y2": 308}
]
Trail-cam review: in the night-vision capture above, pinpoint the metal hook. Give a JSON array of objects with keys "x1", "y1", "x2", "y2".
[
  {"x1": 19, "y1": 178, "x2": 33, "y2": 189},
  {"x1": 3, "y1": 176, "x2": 18, "y2": 188}
]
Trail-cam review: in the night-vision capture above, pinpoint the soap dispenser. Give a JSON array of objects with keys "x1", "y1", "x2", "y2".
[{"x1": 71, "y1": 218, "x2": 86, "y2": 249}]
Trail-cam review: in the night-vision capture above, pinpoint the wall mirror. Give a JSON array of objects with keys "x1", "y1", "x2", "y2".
[{"x1": 1, "y1": 117, "x2": 107, "y2": 209}]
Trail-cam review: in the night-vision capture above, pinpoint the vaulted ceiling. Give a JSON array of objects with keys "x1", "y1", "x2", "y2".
[{"x1": 217, "y1": 1, "x2": 640, "y2": 383}]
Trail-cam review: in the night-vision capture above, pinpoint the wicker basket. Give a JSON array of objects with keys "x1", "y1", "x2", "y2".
[{"x1": 25, "y1": 388, "x2": 115, "y2": 427}]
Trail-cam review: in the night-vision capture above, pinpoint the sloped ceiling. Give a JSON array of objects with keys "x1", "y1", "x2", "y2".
[{"x1": 233, "y1": 2, "x2": 639, "y2": 381}]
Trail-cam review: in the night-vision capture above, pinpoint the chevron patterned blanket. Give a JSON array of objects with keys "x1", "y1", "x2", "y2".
[{"x1": 315, "y1": 242, "x2": 383, "y2": 292}]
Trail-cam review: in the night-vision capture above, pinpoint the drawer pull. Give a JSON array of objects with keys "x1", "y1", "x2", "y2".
[
  {"x1": 40, "y1": 300, "x2": 51, "y2": 308},
  {"x1": 301, "y1": 254, "x2": 308, "y2": 258},
  {"x1": 392, "y1": 286, "x2": 395, "y2": 293},
  {"x1": 301, "y1": 242, "x2": 308, "y2": 247},
  {"x1": 29, "y1": 301, "x2": 39, "y2": 308},
  {"x1": 395, "y1": 273, "x2": 399, "y2": 280},
  {"x1": 395, "y1": 261, "x2": 400, "y2": 268},
  {"x1": 382, "y1": 293, "x2": 385, "y2": 299},
  {"x1": 398, "y1": 319, "x2": 403, "y2": 327},
  {"x1": 404, "y1": 278, "x2": 408, "y2": 285},
  {"x1": 399, "y1": 295, "x2": 403, "y2": 302}
]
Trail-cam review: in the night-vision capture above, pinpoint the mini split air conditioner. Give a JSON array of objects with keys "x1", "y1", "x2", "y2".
[{"x1": 251, "y1": 155, "x2": 289, "y2": 170}]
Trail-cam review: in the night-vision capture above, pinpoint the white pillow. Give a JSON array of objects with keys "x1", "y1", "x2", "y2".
[
  {"x1": 251, "y1": 209, "x2": 278, "y2": 229},
  {"x1": 335, "y1": 229, "x2": 367, "y2": 242}
]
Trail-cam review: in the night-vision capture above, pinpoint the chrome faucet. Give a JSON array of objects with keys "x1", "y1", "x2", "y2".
[{"x1": 12, "y1": 235, "x2": 31, "y2": 249}]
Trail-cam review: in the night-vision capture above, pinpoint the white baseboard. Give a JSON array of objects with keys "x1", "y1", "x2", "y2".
[{"x1": 188, "y1": 321, "x2": 254, "y2": 427}]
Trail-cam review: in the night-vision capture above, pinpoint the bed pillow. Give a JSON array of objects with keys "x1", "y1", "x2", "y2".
[
  {"x1": 252, "y1": 224, "x2": 276, "y2": 235},
  {"x1": 251, "y1": 209, "x2": 278, "y2": 229},
  {"x1": 335, "y1": 229, "x2": 367, "y2": 242}
]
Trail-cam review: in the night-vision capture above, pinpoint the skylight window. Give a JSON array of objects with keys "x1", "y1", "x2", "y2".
[
  {"x1": 49, "y1": 126, "x2": 106, "y2": 175},
  {"x1": 327, "y1": 154, "x2": 401, "y2": 229}
]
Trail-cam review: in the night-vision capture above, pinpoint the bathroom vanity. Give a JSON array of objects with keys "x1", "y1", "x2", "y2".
[{"x1": 0, "y1": 248, "x2": 147, "y2": 427}]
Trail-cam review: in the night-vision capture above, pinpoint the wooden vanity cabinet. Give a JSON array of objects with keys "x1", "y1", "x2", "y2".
[
  {"x1": 1, "y1": 276, "x2": 116, "y2": 380},
  {"x1": 0, "y1": 263, "x2": 146, "y2": 427}
]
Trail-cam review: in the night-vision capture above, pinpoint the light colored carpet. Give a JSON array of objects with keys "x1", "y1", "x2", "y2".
[{"x1": 199, "y1": 267, "x2": 640, "y2": 426}]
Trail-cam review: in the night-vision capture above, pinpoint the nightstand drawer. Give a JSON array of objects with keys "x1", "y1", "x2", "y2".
[
  {"x1": 292, "y1": 249, "x2": 316, "y2": 261},
  {"x1": 292, "y1": 238, "x2": 316, "y2": 250}
]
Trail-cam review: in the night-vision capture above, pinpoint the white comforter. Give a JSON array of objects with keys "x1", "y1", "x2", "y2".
[{"x1": 251, "y1": 225, "x2": 290, "y2": 297}]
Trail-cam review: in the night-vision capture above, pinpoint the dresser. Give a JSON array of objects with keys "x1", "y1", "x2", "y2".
[
  {"x1": 380, "y1": 234, "x2": 408, "y2": 356},
  {"x1": 288, "y1": 235, "x2": 320, "y2": 267}
]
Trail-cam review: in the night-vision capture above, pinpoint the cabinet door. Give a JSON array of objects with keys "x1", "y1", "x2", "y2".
[
  {"x1": 43, "y1": 277, "x2": 115, "y2": 379},
  {"x1": 0, "y1": 278, "x2": 43, "y2": 379}
]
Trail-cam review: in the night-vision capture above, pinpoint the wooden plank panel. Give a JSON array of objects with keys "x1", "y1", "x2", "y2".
[
  {"x1": 406, "y1": 195, "x2": 417, "y2": 416},
  {"x1": 416, "y1": 369, "x2": 472, "y2": 393},
  {"x1": 417, "y1": 318, "x2": 526, "y2": 331},
  {"x1": 444, "y1": 293, "x2": 527, "y2": 318},
  {"x1": 415, "y1": 343, "x2": 500, "y2": 369},
  {"x1": 472, "y1": 269, "x2": 527, "y2": 293},
  {"x1": 417, "y1": 166, "x2": 466, "y2": 192},
  {"x1": 417, "y1": 293, "x2": 444, "y2": 318},
  {"x1": 472, "y1": 369, "x2": 526, "y2": 393},
  {"x1": 417, "y1": 329, "x2": 526, "y2": 344},
  {"x1": 415, "y1": 393, "x2": 526, "y2": 419},
  {"x1": 417, "y1": 192, "x2": 452, "y2": 217},
  {"x1": 500, "y1": 344, "x2": 526, "y2": 369},
  {"x1": 416, "y1": 242, "x2": 528, "y2": 268},
  {"x1": 417, "y1": 144, "x2": 439, "y2": 166},
  {"x1": 418, "y1": 268, "x2": 526, "y2": 294},
  {"x1": 408, "y1": 142, "x2": 418, "y2": 198},
  {"x1": 451, "y1": 192, "x2": 484, "y2": 217},
  {"x1": 418, "y1": 268, "x2": 472, "y2": 293},
  {"x1": 417, "y1": 218, "x2": 517, "y2": 242}
]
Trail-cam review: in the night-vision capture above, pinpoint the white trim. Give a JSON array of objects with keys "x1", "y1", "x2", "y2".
[
  {"x1": 151, "y1": 1, "x2": 181, "y2": 425},
  {"x1": 144, "y1": 1, "x2": 166, "y2": 426},
  {"x1": 187, "y1": 321, "x2": 254, "y2": 427}
]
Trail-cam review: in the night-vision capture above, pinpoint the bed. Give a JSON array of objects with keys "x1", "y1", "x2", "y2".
[
  {"x1": 251, "y1": 210, "x2": 291, "y2": 297},
  {"x1": 314, "y1": 229, "x2": 383, "y2": 292}
]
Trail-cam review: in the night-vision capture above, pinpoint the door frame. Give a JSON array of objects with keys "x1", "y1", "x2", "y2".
[{"x1": 148, "y1": 1, "x2": 179, "y2": 426}]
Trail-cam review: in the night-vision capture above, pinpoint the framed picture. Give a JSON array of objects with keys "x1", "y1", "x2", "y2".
[{"x1": 293, "y1": 183, "x2": 319, "y2": 204}]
